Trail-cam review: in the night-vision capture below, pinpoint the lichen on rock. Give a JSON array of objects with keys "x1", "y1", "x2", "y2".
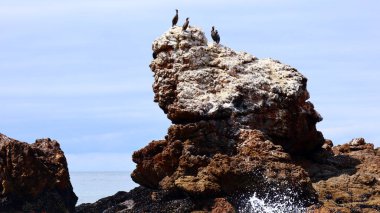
[{"x1": 150, "y1": 26, "x2": 324, "y2": 154}]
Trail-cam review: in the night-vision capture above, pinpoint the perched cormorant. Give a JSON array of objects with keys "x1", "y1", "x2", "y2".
[
  {"x1": 211, "y1": 26, "x2": 217, "y2": 43},
  {"x1": 215, "y1": 30, "x2": 220, "y2": 44},
  {"x1": 182, "y1": 17, "x2": 189, "y2": 31},
  {"x1": 172, "y1": 9, "x2": 178, "y2": 27}
]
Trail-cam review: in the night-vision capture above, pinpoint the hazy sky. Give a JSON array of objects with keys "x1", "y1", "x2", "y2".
[{"x1": 0, "y1": 0, "x2": 379, "y2": 171}]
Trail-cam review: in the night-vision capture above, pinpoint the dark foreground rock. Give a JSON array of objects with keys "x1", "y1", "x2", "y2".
[
  {"x1": 0, "y1": 134, "x2": 77, "y2": 213},
  {"x1": 76, "y1": 187, "x2": 195, "y2": 213},
  {"x1": 76, "y1": 186, "x2": 236, "y2": 213}
]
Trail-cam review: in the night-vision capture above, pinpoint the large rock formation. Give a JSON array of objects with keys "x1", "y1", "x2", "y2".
[
  {"x1": 77, "y1": 26, "x2": 379, "y2": 212},
  {"x1": 0, "y1": 134, "x2": 77, "y2": 212},
  {"x1": 132, "y1": 26, "x2": 324, "y2": 209}
]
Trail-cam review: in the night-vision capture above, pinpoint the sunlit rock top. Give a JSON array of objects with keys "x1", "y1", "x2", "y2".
[{"x1": 150, "y1": 26, "x2": 324, "y2": 153}]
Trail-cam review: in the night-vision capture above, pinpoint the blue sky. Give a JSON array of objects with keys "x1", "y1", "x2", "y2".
[{"x1": 0, "y1": 0, "x2": 379, "y2": 171}]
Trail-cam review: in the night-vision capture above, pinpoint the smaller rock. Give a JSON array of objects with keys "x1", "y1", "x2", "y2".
[
  {"x1": 119, "y1": 200, "x2": 134, "y2": 210},
  {"x1": 0, "y1": 133, "x2": 77, "y2": 213},
  {"x1": 322, "y1": 139, "x2": 333, "y2": 151},
  {"x1": 349, "y1": 138, "x2": 366, "y2": 146},
  {"x1": 305, "y1": 139, "x2": 380, "y2": 212}
]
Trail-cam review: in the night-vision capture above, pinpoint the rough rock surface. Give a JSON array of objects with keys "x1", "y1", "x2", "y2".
[
  {"x1": 132, "y1": 127, "x2": 317, "y2": 204},
  {"x1": 76, "y1": 140, "x2": 380, "y2": 212},
  {"x1": 0, "y1": 133, "x2": 77, "y2": 212},
  {"x1": 304, "y1": 138, "x2": 380, "y2": 212}
]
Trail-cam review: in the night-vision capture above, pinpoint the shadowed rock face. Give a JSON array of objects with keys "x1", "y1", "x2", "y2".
[
  {"x1": 132, "y1": 127, "x2": 317, "y2": 203},
  {"x1": 0, "y1": 134, "x2": 77, "y2": 213},
  {"x1": 305, "y1": 138, "x2": 380, "y2": 212}
]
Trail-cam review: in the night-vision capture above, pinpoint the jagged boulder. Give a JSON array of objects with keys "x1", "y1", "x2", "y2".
[{"x1": 0, "y1": 133, "x2": 77, "y2": 212}]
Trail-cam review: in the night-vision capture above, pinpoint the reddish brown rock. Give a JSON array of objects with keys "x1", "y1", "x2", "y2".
[
  {"x1": 211, "y1": 198, "x2": 235, "y2": 213},
  {"x1": 132, "y1": 139, "x2": 182, "y2": 188},
  {"x1": 132, "y1": 123, "x2": 318, "y2": 208},
  {"x1": 79, "y1": 137, "x2": 380, "y2": 212},
  {"x1": 302, "y1": 138, "x2": 380, "y2": 212},
  {"x1": 0, "y1": 133, "x2": 77, "y2": 212}
]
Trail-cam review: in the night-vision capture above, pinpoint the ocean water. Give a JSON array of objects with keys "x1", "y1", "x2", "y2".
[{"x1": 70, "y1": 171, "x2": 138, "y2": 205}]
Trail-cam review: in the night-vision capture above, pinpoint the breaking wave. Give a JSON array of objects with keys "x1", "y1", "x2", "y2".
[{"x1": 239, "y1": 187, "x2": 307, "y2": 213}]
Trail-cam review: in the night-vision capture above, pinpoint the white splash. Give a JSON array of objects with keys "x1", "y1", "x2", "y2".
[{"x1": 240, "y1": 187, "x2": 307, "y2": 213}]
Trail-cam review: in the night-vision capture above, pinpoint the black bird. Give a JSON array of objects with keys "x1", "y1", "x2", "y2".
[
  {"x1": 211, "y1": 26, "x2": 217, "y2": 42},
  {"x1": 182, "y1": 17, "x2": 189, "y2": 31},
  {"x1": 215, "y1": 30, "x2": 220, "y2": 44},
  {"x1": 172, "y1": 9, "x2": 178, "y2": 27}
]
